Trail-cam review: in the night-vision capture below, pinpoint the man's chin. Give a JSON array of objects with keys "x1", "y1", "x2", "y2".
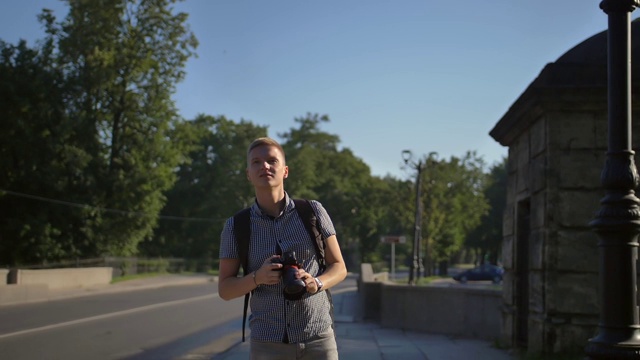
[{"x1": 255, "y1": 180, "x2": 280, "y2": 189}]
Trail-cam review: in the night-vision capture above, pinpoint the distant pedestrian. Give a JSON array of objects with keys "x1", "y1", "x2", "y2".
[{"x1": 218, "y1": 137, "x2": 347, "y2": 360}]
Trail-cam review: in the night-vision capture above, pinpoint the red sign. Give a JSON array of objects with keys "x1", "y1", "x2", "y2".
[{"x1": 380, "y1": 235, "x2": 406, "y2": 244}]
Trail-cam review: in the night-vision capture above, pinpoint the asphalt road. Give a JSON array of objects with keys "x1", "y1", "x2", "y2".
[{"x1": 0, "y1": 282, "x2": 243, "y2": 360}]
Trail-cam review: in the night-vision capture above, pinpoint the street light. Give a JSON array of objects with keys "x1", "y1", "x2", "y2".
[
  {"x1": 585, "y1": 1, "x2": 640, "y2": 358},
  {"x1": 402, "y1": 150, "x2": 423, "y2": 285}
]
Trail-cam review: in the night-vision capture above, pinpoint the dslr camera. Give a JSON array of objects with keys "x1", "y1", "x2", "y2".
[{"x1": 271, "y1": 251, "x2": 306, "y2": 300}]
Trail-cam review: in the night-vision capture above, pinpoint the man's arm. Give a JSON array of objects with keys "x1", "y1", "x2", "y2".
[
  {"x1": 218, "y1": 257, "x2": 283, "y2": 300},
  {"x1": 315, "y1": 234, "x2": 347, "y2": 291},
  {"x1": 218, "y1": 258, "x2": 255, "y2": 300}
]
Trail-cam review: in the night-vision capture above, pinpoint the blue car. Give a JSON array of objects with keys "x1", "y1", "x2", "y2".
[{"x1": 452, "y1": 264, "x2": 504, "y2": 284}]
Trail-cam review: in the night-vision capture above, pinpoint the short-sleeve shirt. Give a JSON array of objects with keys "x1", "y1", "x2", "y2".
[{"x1": 219, "y1": 193, "x2": 337, "y2": 343}]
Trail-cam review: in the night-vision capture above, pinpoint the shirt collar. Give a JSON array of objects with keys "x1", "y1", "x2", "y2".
[{"x1": 251, "y1": 192, "x2": 292, "y2": 219}]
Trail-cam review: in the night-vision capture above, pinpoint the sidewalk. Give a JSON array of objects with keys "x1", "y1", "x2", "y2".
[
  {"x1": 39, "y1": 274, "x2": 515, "y2": 359},
  {"x1": 210, "y1": 287, "x2": 515, "y2": 360}
]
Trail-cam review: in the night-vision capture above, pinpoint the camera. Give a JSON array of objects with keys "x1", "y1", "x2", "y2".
[{"x1": 271, "y1": 251, "x2": 306, "y2": 300}]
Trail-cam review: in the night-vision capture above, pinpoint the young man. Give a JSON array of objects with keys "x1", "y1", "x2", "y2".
[{"x1": 218, "y1": 137, "x2": 347, "y2": 360}]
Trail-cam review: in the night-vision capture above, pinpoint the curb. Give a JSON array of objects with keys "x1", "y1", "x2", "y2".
[{"x1": 0, "y1": 274, "x2": 216, "y2": 307}]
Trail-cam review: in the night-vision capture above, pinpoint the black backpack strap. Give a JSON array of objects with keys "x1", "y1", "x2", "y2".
[
  {"x1": 292, "y1": 199, "x2": 326, "y2": 272},
  {"x1": 292, "y1": 199, "x2": 334, "y2": 327},
  {"x1": 233, "y1": 207, "x2": 251, "y2": 342}
]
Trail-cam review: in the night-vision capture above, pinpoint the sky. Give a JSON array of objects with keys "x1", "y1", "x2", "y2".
[{"x1": 2, "y1": 1, "x2": 637, "y2": 179}]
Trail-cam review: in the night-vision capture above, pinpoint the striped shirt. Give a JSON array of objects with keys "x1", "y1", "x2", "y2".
[{"x1": 219, "y1": 193, "x2": 337, "y2": 343}]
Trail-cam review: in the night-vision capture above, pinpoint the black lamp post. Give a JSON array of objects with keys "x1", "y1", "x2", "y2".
[
  {"x1": 402, "y1": 150, "x2": 423, "y2": 285},
  {"x1": 585, "y1": 0, "x2": 640, "y2": 358}
]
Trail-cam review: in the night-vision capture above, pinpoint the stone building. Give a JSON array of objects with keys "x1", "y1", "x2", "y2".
[{"x1": 489, "y1": 19, "x2": 640, "y2": 354}]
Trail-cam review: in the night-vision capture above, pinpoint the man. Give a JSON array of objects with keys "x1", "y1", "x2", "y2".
[{"x1": 218, "y1": 137, "x2": 347, "y2": 359}]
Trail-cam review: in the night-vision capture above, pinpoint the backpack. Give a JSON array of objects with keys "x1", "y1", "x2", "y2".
[{"x1": 233, "y1": 198, "x2": 333, "y2": 342}]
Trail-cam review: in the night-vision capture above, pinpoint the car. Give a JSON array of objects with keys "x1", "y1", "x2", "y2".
[{"x1": 452, "y1": 264, "x2": 504, "y2": 284}]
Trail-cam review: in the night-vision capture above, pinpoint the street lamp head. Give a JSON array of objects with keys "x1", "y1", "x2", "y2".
[{"x1": 402, "y1": 150, "x2": 412, "y2": 164}]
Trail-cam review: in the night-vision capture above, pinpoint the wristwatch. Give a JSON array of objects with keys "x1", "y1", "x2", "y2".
[{"x1": 314, "y1": 277, "x2": 324, "y2": 291}]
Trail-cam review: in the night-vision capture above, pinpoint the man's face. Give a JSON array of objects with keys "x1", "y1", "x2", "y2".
[{"x1": 246, "y1": 145, "x2": 288, "y2": 189}]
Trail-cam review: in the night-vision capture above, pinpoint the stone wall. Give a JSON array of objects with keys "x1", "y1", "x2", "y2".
[
  {"x1": 544, "y1": 109, "x2": 606, "y2": 352},
  {"x1": 501, "y1": 98, "x2": 608, "y2": 354}
]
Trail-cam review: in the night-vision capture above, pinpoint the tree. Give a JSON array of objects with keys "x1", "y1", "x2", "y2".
[
  {"x1": 466, "y1": 158, "x2": 507, "y2": 265},
  {"x1": 417, "y1": 152, "x2": 490, "y2": 275},
  {"x1": 0, "y1": 38, "x2": 83, "y2": 265},
  {"x1": 355, "y1": 175, "x2": 413, "y2": 267},
  {"x1": 279, "y1": 113, "x2": 340, "y2": 199},
  {"x1": 0, "y1": 0, "x2": 198, "y2": 265},
  {"x1": 143, "y1": 115, "x2": 267, "y2": 262},
  {"x1": 48, "y1": 0, "x2": 198, "y2": 257}
]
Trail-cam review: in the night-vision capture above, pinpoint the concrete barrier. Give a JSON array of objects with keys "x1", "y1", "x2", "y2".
[
  {"x1": 358, "y1": 263, "x2": 389, "y2": 288},
  {"x1": 359, "y1": 263, "x2": 502, "y2": 341},
  {"x1": 0, "y1": 269, "x2": 8, "y2": 285},
  {"x1": 0, "y1": 284, "x2": 49, "y2": 306},
  {"x1": 380, "y1": 284, "x2": 501, "y2": 340},
  {"x1": 16, "y1": 267, "x2": 113, "y2": 290}
]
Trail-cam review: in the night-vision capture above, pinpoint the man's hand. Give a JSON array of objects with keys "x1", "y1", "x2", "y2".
[
  {"x1": 296, "y1": 268, "x2": 320, "y2": 294},
  {"x1": 254, "y1": 255, "x2": 284, "y2": 286}
]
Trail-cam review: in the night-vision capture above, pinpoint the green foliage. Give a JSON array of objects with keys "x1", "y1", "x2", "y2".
[
  {"x1": 0, "y1": 0, "x2": 197, "y2": 265},
  {"x1": 140, "y1": 115, "x2": 267, "y2": 259},
  {"x1": 0, "y1": 38, "x2": 92, "y2": 264},
  {"x1": 517, "y1": 351, "x2": 583, "y2": 360},
  {"x1": 466, "y1": 158, "x2": 507, "y2": 265},
  {"x1": 49, "y1": 0, "x2": 198, "y2": 257},
  {"x1": 405, "y1": 151, "x2": 490, "y2": 274}
]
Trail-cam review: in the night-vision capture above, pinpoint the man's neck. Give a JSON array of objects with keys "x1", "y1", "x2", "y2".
[{"x1": 255, "y1": 188, "x2": 286, "y2": 218}]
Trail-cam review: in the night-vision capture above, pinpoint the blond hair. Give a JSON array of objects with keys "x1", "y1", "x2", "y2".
[{"x1": 247, "y1": 137, "x2": 286, "y2": 162}]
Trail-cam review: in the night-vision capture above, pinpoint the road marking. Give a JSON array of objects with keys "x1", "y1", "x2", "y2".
[
  {"x1": 0, "y1": 286, "x2": 359, "y2": 341},
  {"x1": 0, "y1": 294, "x2": 218, "y2": 340}
]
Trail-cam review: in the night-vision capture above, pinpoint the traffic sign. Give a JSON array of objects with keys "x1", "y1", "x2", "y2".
[{"x1": 380, "y1": 235, "x2": 406, "y2": 244}]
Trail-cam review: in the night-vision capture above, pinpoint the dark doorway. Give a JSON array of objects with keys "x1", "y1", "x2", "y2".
[{"x1": 515, "y1": 199, "x2": 531, "y2": 348}]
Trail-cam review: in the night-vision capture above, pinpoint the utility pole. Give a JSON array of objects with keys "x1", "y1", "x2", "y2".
[{"x1": 403, "y1": 150, "x2": 423, "y2": 285}]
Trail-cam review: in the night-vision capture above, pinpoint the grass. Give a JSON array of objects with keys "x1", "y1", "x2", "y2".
[
  {"x1": 456, "y1": 263, "x2": 476, "y2": 270},
  {"x1": 516, "y1": 352, "x2": 583, "y2": 360},
  {"x1": 390, "y1": 275, "x2": 450, "y2": 285},
  {"x1": 111, "y1": 269, "x2": 219, "y2": 284}
]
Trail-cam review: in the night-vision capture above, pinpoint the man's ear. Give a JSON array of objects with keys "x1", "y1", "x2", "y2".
[
  {"x1": 283, "y1": 165, "x2": 289, "y2": 179},
  {"x1": 246, "y1": 168, "x2": 250, "y2": 181}
]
